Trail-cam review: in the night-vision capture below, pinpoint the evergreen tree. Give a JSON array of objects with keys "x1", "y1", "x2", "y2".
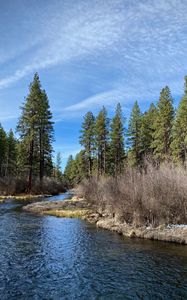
[
  {"x1": 55, "y1": 152, "x2": 63, "y2": 181},
  {"x1": 16, "y1": 141, "x2": 26, "y2": 177},
  {"x1": 95, "y1": 107, "x2": 109, "y2": 175},
  {"x1": 0, "y1": 124, "x2": 7, "y2": 176},
  {"x1": 171, "y1": 77, "x2": 187, "y2": 163},
  {"x1": 74, "y1": 150, "x2": 88, "y2": 183},
  {"x1": 151, "y1": 86, "x2": 174, "y2": 161},
  {"x1": 80, "y1": 112, "x2": 95, "y2": 176},
  {"x1": 17, "y1": 73, "x2": 54, "y2": 190},
  {"x1": 6, "y1": 129, "x2": 17, "y2": 176},
  {"x1": 110, "y1": 103, "x2": 125, "y2": 176},
  {"x1": 38, "y1": 89, "x2": 54, "y2": 180},
  {"x1": 127, "y1": 101, "x2": 142, "y2": 166},
  {"x1": 64, "y1": 155, "x2": 76, "y2": 185},
  {"x1": 140, "y1": 103, "x2": 157, "y2": 159}
]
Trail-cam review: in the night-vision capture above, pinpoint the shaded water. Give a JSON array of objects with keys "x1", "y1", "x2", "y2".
[{"x1": 0, "y1": 194, "x2": 187, "y2": 299}]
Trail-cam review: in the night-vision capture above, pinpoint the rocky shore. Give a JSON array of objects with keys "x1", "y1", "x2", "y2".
[{"x1": 23, "y1": 196, "x2": 187, "y2": 245}]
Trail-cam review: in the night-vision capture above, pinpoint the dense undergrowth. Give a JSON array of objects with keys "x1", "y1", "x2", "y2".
[
  {"x1": 0, "y1": 176, "x2": 66, "y2": 196},
  {"x1": 79, "y1": 164, "x2": 187, "y2": 227}
]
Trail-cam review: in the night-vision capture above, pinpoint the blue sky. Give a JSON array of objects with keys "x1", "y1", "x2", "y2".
[{"x1": 0, "y1": 0, "x2": 187, "y2": 169}]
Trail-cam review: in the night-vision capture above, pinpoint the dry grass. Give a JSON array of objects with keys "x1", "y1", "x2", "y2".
[
  {"x1": 43, "y1": 209, "x2": 89, "y2": 218},
  {"x1": 0, "y1": 194, "x2": 49, "y2": 200},
  {"x1": 79, "y1": 164, "x2": 187, "y2": 227}
]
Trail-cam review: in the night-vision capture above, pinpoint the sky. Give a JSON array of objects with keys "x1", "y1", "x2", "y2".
[{"x1": 0, "y1": 0, "x2": 187, "y2": 169}]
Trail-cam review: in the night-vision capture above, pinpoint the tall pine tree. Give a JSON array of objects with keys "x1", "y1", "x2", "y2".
[
  {"x1": 127, "y1": 101, "x2": 142, "y2": 166},
  {"x1": 80, "y1": 112, "x2": 95, "y2": 176},
  {"x1": 0, "y1": 124, "x2": 7, "y2": 177},
  {"x1": 95, "y1": 107, "x2": 109, "y2": 175},
  {"x1": 55, "y1": 152, "x2": 63, "y2": 181},
  {"x1": 110, "y1": 103, "x2": 125, "y2": 176},
  {"x1": 17, "y1": 73, "x2": 54, "y2": 190},
  {"x1": 171, "y1": 77, "x2": 187, "y2": 163},
  {"x1": 64, "y1": 155, "x2": 76, "y2": 185},
  {"x1": 151, "y1": 86, "x2": 174, "y2": 161},
  {"x1": 140, "y1": 103, "x2": 157, "y2": 159},
  {"x1": 38, "y1": 89, "x2": 54, "y2": 180},
  {"x1": 6, "y1": 129, "x2": 17, "y2": 177}
]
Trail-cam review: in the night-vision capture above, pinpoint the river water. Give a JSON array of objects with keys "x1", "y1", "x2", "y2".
[{"x1": 0, "y1": 194, "x2": 186, "y2": 299}]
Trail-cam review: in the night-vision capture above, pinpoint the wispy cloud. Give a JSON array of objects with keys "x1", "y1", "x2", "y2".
[
  {"x1": 0, "y1": 0, "x2": 187, "y2": 109},
  {"x1": 1, "y1": 0, "x2": 186, "y2": 89},
  {"x1": 1, "y1": 0, "x2": 187, "y2": 163},
  {"x1": 64, "y1": 90, "x2": 119, "y2": 112},
  {"x1": 0, "y1": 0, "x2": 125, "y2": 88},
  {"x1": 60, "y1": 75, "x2": 184, "y2": 118}
]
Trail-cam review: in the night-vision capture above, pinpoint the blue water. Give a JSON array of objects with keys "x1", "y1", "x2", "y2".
[{"x1": 0, "y1": 194, "x2": 186, "y2": 299}]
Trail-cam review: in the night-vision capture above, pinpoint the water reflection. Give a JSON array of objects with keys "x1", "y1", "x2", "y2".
[{"x1": 0, "y1": 196, "x2": 186, "y2": 299}]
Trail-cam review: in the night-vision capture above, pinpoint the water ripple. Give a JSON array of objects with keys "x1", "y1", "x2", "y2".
[{"x1": 0, "y1": 196, "x2": 186, "y2": 299}]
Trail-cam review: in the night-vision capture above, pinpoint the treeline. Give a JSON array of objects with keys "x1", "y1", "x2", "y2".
[
  {"x1": 65, "y1": 77, "x2": 187, "y2": 185},
  {"x1": 0, "y1": 74, "x2": 64, "y2": 195}
]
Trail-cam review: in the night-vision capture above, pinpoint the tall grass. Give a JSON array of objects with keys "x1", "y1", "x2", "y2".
[{"x1": 79, "y1": 164, "x2": 187, "y2": 227}]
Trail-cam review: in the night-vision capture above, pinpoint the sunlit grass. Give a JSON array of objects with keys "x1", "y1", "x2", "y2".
[
  {"x1": 0, "y1": 194, "x2": 50, "y2": 200},
  {"x1": 43, "y1": 209, "x2": 89, "y2": 218}
]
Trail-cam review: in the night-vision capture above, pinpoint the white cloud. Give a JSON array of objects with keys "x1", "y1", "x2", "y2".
[
  {"x1": 0, "y1": 0, "x2": 125, "y2": 88},
  {"x1": 64, "y1": 90, "x2": 118, "y2": 112},
  {"x1": 0, "y1": 2, "x2": 184, "y2": 80},
  {"x1": 0, "y1": 0, "x2": 187, "y2": 103}
]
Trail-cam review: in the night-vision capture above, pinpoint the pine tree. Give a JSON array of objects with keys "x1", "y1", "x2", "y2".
[
  {"x1": 0, "y1": 124, "x2": 7, "y2": 177},
  {"x1": 171, "y1": 77, "x2": 187, "y2": 163},
  {"x1": 74, "y1": 150, "x2": 88, "y2": 183},
  {"x1": 55, "y1": 152, "x2": 63, "y2": 181},
  {"x1": 16, "y1": 141, "x2": 26, "y2": 177},
  {"x1": 6, "y1": 129, "x2": 17, "y2": 176},
  {"x1": 38, "y1": 89, "x2": 54, "y2": 180},
  {"x1": 95, "y1": 107, "x2": 109, "y2": 175},
  {"x1": 127, "y1": 101, "x2": 142, "y2": 166},
  {"x1": 140, "y1": 103, "x2": 157, "y2": 159},
  {"x1": 110, "y1": 103, "x2": 125, "y2": 176},
  {"x1": 80, "y1": 112, "x2": 95, "y2": 176},
  {"x1": 64, "y1": 155, "x2": 76, "y2": 185},
  {"x1": 17, "y1": 73, "x2": 54, "y2": 190},
  {"x1": 151, "y1": 86, "x2": 174, "y2": 161}
]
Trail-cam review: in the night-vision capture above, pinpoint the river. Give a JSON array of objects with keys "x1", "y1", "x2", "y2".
[{"x1": 0, "y1": 194, "x2": 186, "y2": 299}]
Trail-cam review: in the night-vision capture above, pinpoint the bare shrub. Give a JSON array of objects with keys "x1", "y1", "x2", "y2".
[
  {"x1": 0, "y1": 177, "x2": 28, "y2": 195},
  {"x1": 31, "y1": 177, "x2": 66, "y2": 195},
  {"x1": 79, "y1": 164, "x2": 187, "y2": 227},
  {"x1": 0, "y1": 176, "x2": 66, "y2": 196}
]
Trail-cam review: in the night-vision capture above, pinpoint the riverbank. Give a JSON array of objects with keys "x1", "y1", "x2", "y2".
[
  {"x1": 23, "y1": 196, "x2": 92, "y2": 216},
  {"x1": 23, "y1": 196, "x2": 187, "y2": 245},
  {"x1": 0, "y1": 194, "x2": 52, "y2": 201}
]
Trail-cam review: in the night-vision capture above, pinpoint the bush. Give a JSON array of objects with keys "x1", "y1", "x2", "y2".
[
  {"x1": 79, "y1": 164, "x2": 187, "y2": 227},
  {"x1": 31, "y1": 177, "x2": 66, "y2": 195},
  {"x1": 0, "y1": 176, "x2": 66, "y2": 195}
]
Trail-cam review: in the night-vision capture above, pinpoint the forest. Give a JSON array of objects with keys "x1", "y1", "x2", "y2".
[
  {"x1": 65, "y1": 78, "x2": 187, "y2": 182},
  {"x1": 64, "y1": 77, "x2": 187, "y2": 226},
  {"x1": 0, "y1": 73, "x2": 64, "y2": 195},
  {"x1": 0, "y1": 74, "x2": 187, "y2": 225}
]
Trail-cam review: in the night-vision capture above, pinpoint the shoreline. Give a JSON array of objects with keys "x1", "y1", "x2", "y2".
[
  {"x1": 23, "y1": 196, "x2": 187, "y2": 245},
  {"x1": 0, "y1": 194, "x2": 52, "y2": 201},
  {"x1": 95, "y1": 218, "x2": 187, "y2": 244}
]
